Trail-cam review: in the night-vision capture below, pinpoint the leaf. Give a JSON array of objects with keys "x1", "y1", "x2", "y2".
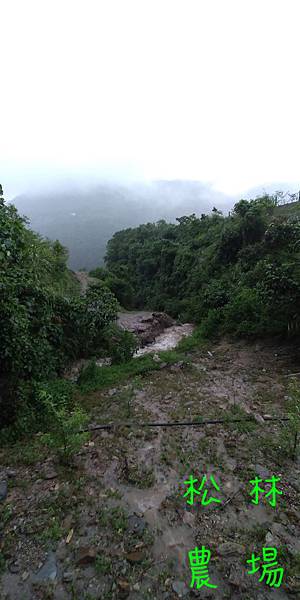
[{"x1": 66, "y1": 528, "x2": 74, "y2": 544}]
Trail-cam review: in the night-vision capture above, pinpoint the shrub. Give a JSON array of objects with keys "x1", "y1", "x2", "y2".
[
  {"x1": 102, "y1": 323, "x2": 138, "y2": 364},
  {"x1": 40, "y1": 390, "x2": 89, "y2": 464},
  {"x1": 78, "y1": 360, "x2": 98, "y2": 386},
  {"x1": 223, "y1": 288, "x2": 264, "y2": 337},
  {"x1": 200, "y1": 308, "x2": 224, "y2": 339}
]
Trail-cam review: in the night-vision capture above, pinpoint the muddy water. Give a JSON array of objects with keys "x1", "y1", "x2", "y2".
[
  {"x1": 103, "y1": 433, "x2": 195, "y2": 572},
  {"x1": 136, "y1": 323, "x2": 194, "y2": 355}
]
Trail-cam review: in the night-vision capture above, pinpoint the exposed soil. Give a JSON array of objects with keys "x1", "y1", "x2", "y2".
[
  {"x1": 0, "y1": 339, "x2": 299, "y2": 599},
  {"x1": 73, "y1": 271, "x2": 98, "y2": 295}
]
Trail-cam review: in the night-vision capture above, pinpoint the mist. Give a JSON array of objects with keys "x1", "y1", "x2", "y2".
[
  {"x1": 10, "y1": 175, "x2": 300, "y2": 271},
  {"x1": 11, "y1": 178, "x2": 234, "y2": 270}
]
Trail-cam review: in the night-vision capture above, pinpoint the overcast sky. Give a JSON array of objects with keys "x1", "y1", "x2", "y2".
[{"x1": 1, "y1": 0, "x2": 300, "y2": 200}]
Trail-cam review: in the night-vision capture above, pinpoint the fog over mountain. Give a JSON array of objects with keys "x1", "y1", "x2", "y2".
[
  {"x1": 11, "y1": 179, "x2": 300, "y2": 270},
  {"x1": 12, "y1": 180, "x2": 235, "y2": 270}
]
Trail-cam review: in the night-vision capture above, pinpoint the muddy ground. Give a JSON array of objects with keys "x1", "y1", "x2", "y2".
[{"x1": 0, "y1": 339, "x2": 299, "y2": 599}]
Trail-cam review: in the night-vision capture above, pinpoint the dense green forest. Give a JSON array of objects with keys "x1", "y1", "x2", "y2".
[
  {"x1": 94, "y1": 195, "x2": 300, "y2": 338},
  {"x1": 2, "y1": 186, "x2": 300, "y2": 434},
  {"x1": 0, "y1": 185, "x2": 119, "y2": 430}
]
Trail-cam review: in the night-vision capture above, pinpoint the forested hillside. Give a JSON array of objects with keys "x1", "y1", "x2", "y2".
[
  {"x1": 101, "y1": 195, "x2": 300, "y2": 338},
  {"x1": 1, "y1": 187, "x2": 300, "y2": 599},
  {"x1": 0, "y1": 185, "x2": 119, "y2": 429}
]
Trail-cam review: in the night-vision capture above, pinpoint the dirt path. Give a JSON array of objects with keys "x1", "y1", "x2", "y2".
[
  {"x1": 73, "y1": 271, "x2": 98, "y2": 294},
  {"x1": 1, "y1": 339, "x2": 299, "y2": 599}
]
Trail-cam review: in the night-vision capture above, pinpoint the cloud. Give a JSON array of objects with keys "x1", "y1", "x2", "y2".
[{"x1": 1, "y1": 0, "x2": 300, "y2": 198}]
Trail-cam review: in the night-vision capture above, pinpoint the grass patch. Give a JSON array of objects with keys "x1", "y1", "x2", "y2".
[
  {"x1": 223, "y1": 405, "x2": 258, "y2": 433},
  {"x1": 98, "y1": 506, "x2": 128, "y2": 533},
  {"x1": 95, "y1": 554, "x2": 112, "y2": 575},
  {"x1": 78, "y1": 351, "x2": 187, "y2": 393},
  {"x1": 176, "y1": 327, "x2": 206, "y2": 352},
  {"x1": 39, "y1": 517, "x2": 63, "y2": 543}
]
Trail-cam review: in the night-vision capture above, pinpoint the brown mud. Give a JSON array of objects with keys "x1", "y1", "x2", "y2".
[{"x1": 0, "y1": 339, "x2": 299, "y2": 599}]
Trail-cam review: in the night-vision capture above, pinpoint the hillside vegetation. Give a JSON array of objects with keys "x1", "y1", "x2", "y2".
[
  {"x1": 99, "y1": 195, "x2": 300, "y2": 338},
  {"x1": 0, "y1": 185, "x2": 119, "y2": 430},
  {"x1": 1, "y1": 188, "x2": 300, "y2": 599}
]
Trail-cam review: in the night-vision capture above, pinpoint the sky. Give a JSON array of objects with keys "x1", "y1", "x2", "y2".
[{"x1": 1, "y1": 0, "x2": 300, "y2": 200}]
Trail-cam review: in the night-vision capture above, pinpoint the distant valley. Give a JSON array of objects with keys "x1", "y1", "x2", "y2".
[{"x1": 12, "y1": 180, "x2": 234, "y2": 270}]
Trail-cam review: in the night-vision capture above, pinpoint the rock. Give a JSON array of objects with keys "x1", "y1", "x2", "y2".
[
  {"x1": 63, "y1": 571, "x2": 74, "y2": 582},
  {"x1": 255, "y1": 464, "x2": 270, "y2": 478},
  {"x1": 108, "y1": 388, "x2": 117, "y2": 397},
  {"x1": 153, "y1": 354, "x2": 162, "y2": 363},
  {"x1": 290, "y1": 477, "x2": 300, "y2": 493},
  {"x1": 182, "y1": 511, "x2": 196, "y2": 527},
  {"x1": 172, "y1": 580, "x2": 189, "y2": 597},
  {"x1": 170, "y1": 361, "x2": 185, "y2": 371},
  {"x1": 228, "y1": 564, "x2": 248, "y2": 590},
  {"x1": 8, "y1": 560, "x2": 21, "y2": 574},
  {"x1": 62, "y1": 514, "x2": 74, "y2": 530},
  {"x1": 132, "y1": 583, "x2": 140, "y2": 591},
  {"x1": 127, "y1": 515, "x2": 146, "y2": 535},
  {"x1": 33, "y1": 551, "x2": 57, "y2": 583},
  {"x1": 117, "y1": 579, "x2": 130, "y2": 597},
  {"x1": 253, "y1": 413, "x2": 265, "y2": 424},
  {"x1": 6, "y1": 469, "x2": 16, "y2": 479},
  {"x1": 152, "y1": 312, "x2": 175, "y2": 328},
  {"x1": 76, "y1": 547, "x2": 97, "y2": 566},
  {"x1": 42, "y1": 466, "x2": 58, "y2": 480},
  {"x1": 0, "y1": 479, "x2": 8, "y2": 502},
  {"x1": 286, "y1": 577, "x2": 300, "y2": 593},
  {"x1": 218, "y1": 542, "x2": 245, "y2": 556},
  {"x1": 265, "y1": 531, "x2": 280, "y2": 547}
]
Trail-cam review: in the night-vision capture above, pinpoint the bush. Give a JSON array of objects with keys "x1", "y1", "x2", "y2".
[
  {"x1": 200, "y1": 308, "x2": 224, "y2": 339},
  {"x1": 1, "y1": 378, "x2": 75, "y2": 438},
  {"x1": 40, "y1": 390, "x2": 89, "y2": 464},
  {"x1": 102, "y1": 323, "x2": 138, "y2": 364},
  {"x1": 78, "y1": 360, "x2": 98, "y2": 386},
  {"x1": 223, "y1": 288, "x2": 264, "y2": 337}
]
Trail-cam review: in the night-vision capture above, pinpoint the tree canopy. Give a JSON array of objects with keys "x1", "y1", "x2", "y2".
[{"x1": 102, "y1": 195, "x2": 300, "y2": 337}]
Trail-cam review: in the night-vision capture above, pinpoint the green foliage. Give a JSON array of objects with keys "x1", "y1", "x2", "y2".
[
  {"x1": 104, "y1": 195, "x2": 300, "y2": 339},
  {"x1": 0, "y1": 187, "x2": 118, "y2": 428},
  {"x1": 78, "y1": 360, "x2": 98, "y2": 386},
  {"x1": 90, "y1": 266, "x2": 134, "y2": 308},
  {"x1": 200, "y1": 308, "x2": 224, "y2": 338},
  {"x1": 78, "y1": 350, "x2": 186, "y2": 393},
  {"x1": 98, "y1": 506, "x2": 128, "y2": 532},
  {"x1": 176, "y1": 327, "x2": 206, "y2": 352},
  {"x1": 0, "y1": 379, "x2": 76, "y2": 445},
  {"x1": 40, "y1": 390, "x2": 89, "y2": 464},
  {"x1": 102, "y1": 323, "x2": 138, "y2": 364},
  {"x1": 95, "y1": 554, "x2": 112, "y2": 575}
]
